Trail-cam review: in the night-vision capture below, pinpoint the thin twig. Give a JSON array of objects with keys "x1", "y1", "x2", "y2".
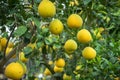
[
  {"x1": 3, "y1": 14, "x2": 17, "y2": 58},
  {"x1": 40, "y1": 61, "x2": 55, "y2": 74},
  {"x1": 32, "y1": 0, "x2": 34, "y2": 6},
  {"x1": 42, "y1": 45, "x2": 55, "y2": 74}
]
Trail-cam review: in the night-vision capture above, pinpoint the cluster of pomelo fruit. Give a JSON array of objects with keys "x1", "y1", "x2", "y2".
[
  {"x1": 0, "y1": 37, "x2": 28, "y2": 62},
  {"x1": 44, "y1": 58, "x2": 65, "y2": 75},
  {"x1": 38, "y1": 0, "x2": 96, "y2": 60},
  {"x1": 43, "y1": 58, "x2": 72, "y2": 80},
  {"x1": 37, "y1": 0, "x2": 97, "y2": 79},
  {"x1": 0, "y1": 37, "x2": 15, "y2": 57},
  {"x1": 0, "y1": 37, "x2": 28, "y2": 79},
  {"x1": 1, "y1": 0, "x2": 96, "y2": 79}
]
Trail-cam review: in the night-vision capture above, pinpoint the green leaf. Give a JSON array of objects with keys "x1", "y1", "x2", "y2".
[
  {"x1": 53, "y1": 43, "x2": 61, "y2": 49},
  {"x1": 37, "y1": 42, "x2": 44, "y2": 48},
  {"x1": 83, "y1": 0, "x2": 91, "y2": 5},
  {"x1": 45, "y1": 37, "x2": 53, "y2": 45},
  {"x1": 42, "y1": 27, "x2": 49, "y2": 33},
  {"x1": 14, "y1": 26, "x2": 27, "y2": 37},
  {"x1": 23, "y1": 47, "x2": 33, "y2": 58},
  {"x1": 33, "y1": 17, "x2": 41, "y2": 27}
]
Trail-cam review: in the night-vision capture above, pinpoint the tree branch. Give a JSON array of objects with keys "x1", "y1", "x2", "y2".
[
  {"x1": 40, "y1": 61, "x2": 55, "y2": 74},
  {"x1": 3, "y1": 14, "x2": 17, "y2": 58},
  {"x1": 0, "y1": 42, "x2": 27, "y2": 71}
]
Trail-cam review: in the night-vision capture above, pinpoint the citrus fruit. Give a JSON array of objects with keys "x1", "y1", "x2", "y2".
[
  {"x1": 0, "y1": 37, "x2": 7, "y2": 47},
  {"x1": 74, "y1": 0, "x2": 79, "y2": 6},
  {"x1": 44, "y1": 68, "x2": 51, "y2": 76},
  {"x1": 67, "y1": 14, "x2": 83, "y2": 28},
  {"x1": 5, "y1": 47, "x2": 16, "y2": 58},
  {"x1": 4, "y1": 62, "x2": 24, "y2": 79},
  {"x1": 114, "y1": 77, "x2": 120, "y2": 80},
  {"x1": 77, "y1": 29, "x2": 92, "y2": 43},
  {"x1": 98, "y1": 27, "x2": 104, "y2": 33},
  {"x1": 19, "y1": 52, "x2": 28, "y2": 63},
  {"x1": 63, "y1": 73, "x2": 72, "y2": 80},
  {"x1": 55, "y1": 58, "x2": 65, "y2": 68},
  {"x1": 93, "y1": 30, "x2": 102, "y2": 38},
  {"x1": 73, "y1": 70, "x2": 78, "y2": 74},
  {"x1": 94, "y1": 31, "x2": 102, "y2": 38},
  {"x1": 27, "y1": 42, "x2": 36, "y2": 49},
  {"x1": 75, "y1": 65, "x2": 82, "y2": 71},
  {"x1": 48, "y1": 60, "x2": 53, "y2": 65},
  {"x1": 54, "y1": 66, "x2": 63, "y2": 73},
  {"x1": 49, "y1": 19, "x2": 64, "y2": 35},
  {"x1": 69, "y1": 1, "x2": 74, "y2": 6},
  {"x1": 93, "y1": 27, "x2": 104, "y2": 38},
  {"x1": 64, "y1": 39, "x2": 77, "y2": 54},
  {"x1": 0, "y1": 43, "x2": 2, "y2": 51},
  {"x1": 6, "y1": 47, "x2": 12, "y2": 55},
  {"x1": 34, "y1": 78, "x2": 39, "y2": 80},
  {"x1": 8, "y1": 42, "x2": 14, "y2": 48},
  {"x1": 82, "y1": 47, "x2": 96, "y2": 59},
  {"x1": 38, "y1": 0, "x2": 56, "y2": 18},
  {"x1": 17, "y1": 61, "x2": 27, "y2": 74}
]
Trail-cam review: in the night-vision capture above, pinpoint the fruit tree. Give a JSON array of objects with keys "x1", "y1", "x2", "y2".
[{"x1": 0, "y1": 0, "x2": 120, "y2": 80}]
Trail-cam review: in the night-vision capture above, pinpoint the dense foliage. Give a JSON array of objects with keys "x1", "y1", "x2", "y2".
[{"x1": 0, "y1": 0, "x2": 120, "y2": 80}]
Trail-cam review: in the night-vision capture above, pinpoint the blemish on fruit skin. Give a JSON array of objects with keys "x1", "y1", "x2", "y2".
[{"x1": 56, "y1": 28, "x2": 57, "y2": 30}]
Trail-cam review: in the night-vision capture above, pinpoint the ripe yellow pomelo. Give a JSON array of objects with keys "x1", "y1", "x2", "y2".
[
  {"x1": 93, "y1": 27, "x2": 104, "y2": 38},
  {"x1": 5, "y1": 47, "x2": 16, "y2": 58},
  {"x1": 55, "y1": 58, "x2": 65, "y2": 68},
  {"x1": 4, "y1": 62, "x2": 24, "y2": 79},
  {"x1": 8, "y1": 42, "x2": 14, "y2": 48},
  {"x1": 74, "y1": 0, "x2": 79, "y2": 6},
  {"x1": 0, "y1": 43, "x2": 2, "y2": 51},
  {"x1": 114, "y1": 77, "x2": 120, "y2": 80},
  {"x1": 64, "y1": 39, "x2": 77, "y2": 54},
  {"x1": 98, "y1": 27, "x2": 104, "y2": 33},
  {"x1": 67, "y1": 14, "x2": 83, "y2": 28},
  {"x1": 69, "y1": 1, "x2": 74, "y2": 6},
  {"x1": 6, "y1": 47, "x2": 12, "y2": 55},
  {"x1": 63, "y1": 73, "x2": 72, "y2": 80},
  {"x1": 94, "y1": 31, "x2": 102, "y2": 38},
  {"x1": 17, "y1": 61, "x2": 27, "y2": 74},
  {"x1": 82, "y1": 47, "x2": 96, "y2": 59},
  {"x1": 0, "y1": 37, "x2": 7, "y2": 47},
  {"x1": 77, "y1": 29, "x2": 92, "y2": 43},
  {"x1": 44, "y1": 68, "x2": 51, "y2": 76},
  {"x1": 48, "y1": 60, "x2": 53, "y2": 65},
  {"x1": 19, "y1": 52, "x2": 28, "y2": 63},
  {"x1": 75, "y1": 65, "x2": 82, "y2": 71},
  {"x1": 27, "y1": 42, "x2": 36, "y2": 49},
  {"x1": 34, "y1": 78, "x2": 39, "y2": 80},
  {"x1": 49, "y1": 19, "x2": 64, "y2": 35},
  {"x1": 54, "y1": 66, "x2": 63, "y2": 73},
  {"x1": 38, "y1": 0, "x2": 56, "y2": 18}
]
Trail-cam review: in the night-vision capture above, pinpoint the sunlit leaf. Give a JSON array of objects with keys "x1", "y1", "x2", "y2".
[{"x1": 14, "y1": 26, "x2": 27, "y2": 37}]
